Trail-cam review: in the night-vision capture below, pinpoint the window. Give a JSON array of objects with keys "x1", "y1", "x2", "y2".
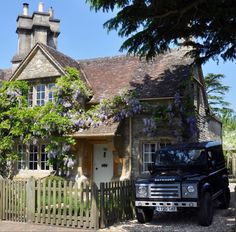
[
  {"x1": 17, "y1": 144, "x2": 49, "y2": 171},
  {"x1": 29, "y1": 145, "x2": 38, "y2": 170},
  {"x1": 142, "y1": 141, "x2": 172, "y2": 172},
  {"x1": 17, "y1": 145, "x2": 26, "y2": 170},
  {"x1": 36, "y1": 84, "x2": 46, "y2": 106},
  {"x1": 48, "y1": 83, "x2": 55, "y2": 102},
  {"x1": 41, "y1": 145, "x2": 49, "y2": 170},
  {"x1": 142, "y1": 143, "x2": 157, "y2": 172},
  {"x1": 28, "y1": 83, "x2": 55, "y2": 107},
  {"x1": 28, "y1": 86, "x2": 33, "y2": 107}
]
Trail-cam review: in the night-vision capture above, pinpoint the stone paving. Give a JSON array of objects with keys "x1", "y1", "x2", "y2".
[{"x1": 0, "y1": 221, "x2": 95, "y2": 232}]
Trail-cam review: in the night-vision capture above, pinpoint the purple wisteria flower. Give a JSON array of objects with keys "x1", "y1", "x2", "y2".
[
  {"x1": 48, "y1": 149, "x2": 58, "y2": 159},
  {"x1": 67, "y1": 158, "x2": 75, "y2": 168},
  {"x1": 62, "y1": 144, "x2": 71, "y2": 153},
  {"x1": 174, "y1": 92, "x2": 181, "y2": 107}
]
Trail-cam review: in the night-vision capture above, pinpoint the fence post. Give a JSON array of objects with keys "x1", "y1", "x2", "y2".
[
  {"x1": 235, "y1": 186, "x2": 236, "y2": 229},
  {"x1": 26, "y1": 177, "x2": 35, "y2": 223},
  {"x1": 0, "y1": 179, "x2": 2, "y2": 221},
  {"x1": 91, "y1": 182, "x2": 99, "y2": 229},
  {"x1": 100, "y1": 182, "x2": 105, "y2": 229}
]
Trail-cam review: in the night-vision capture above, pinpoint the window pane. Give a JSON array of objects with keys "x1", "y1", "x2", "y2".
[
  {"x1": 29, "y1": 145, "x2": 38, "y2": 170},
  {"x1": 151, "y1": 144, "x2": 156, "y2": 152},
  {"x1": 28, "y1": 86, "x2": 33, "y2": 107},
  {"x1": 17, "y1": 145, "x2": 26, "y2": 170},
  {"x1": 142, "y1": 143, "x2": 157, "y2": 172},
  {"x1": 144, "y1": 144, "x2": 149, "y2": 152},
  {"x1": 36, "y1": 84, "x2": 46, "y2": 106},
  {"x1": 41, "y1": 144, "x2": 49, "y2": 170}
]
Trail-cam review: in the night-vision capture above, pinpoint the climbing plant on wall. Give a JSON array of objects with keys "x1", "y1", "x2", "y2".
[
  {"x1": 0, "y1": 67, "x2": 197, "y2": 178},
  {"x1": 142, "y1": 78, "x2": 198, "y2": 140}
]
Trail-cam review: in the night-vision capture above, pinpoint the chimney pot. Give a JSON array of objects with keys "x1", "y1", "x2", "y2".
[
  {"x1": 38, "y1": 2, "x2": 44, "y2": 12},
  {"x1": 49, "y1": 7, "x2": 54, "y2": 18},
  {"x1": 23, "y1": 3, "x2": 29, "y2": 16}
]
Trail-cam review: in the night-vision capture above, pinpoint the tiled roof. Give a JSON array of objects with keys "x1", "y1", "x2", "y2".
[
  {"x1": 0, "y1": 68, "x2": 12, "y2": 81},
  {"x1": 79, "y1": 48, "x2": 194, "y2": 103},
  {"x1": 72, "y1": 121, "x2": 120, "y2": 137},
  {"x1": 40, "y1": 43, "x2": 81, "y2": 71}
]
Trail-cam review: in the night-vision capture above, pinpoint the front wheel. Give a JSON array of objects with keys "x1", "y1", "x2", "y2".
[
  {"x1": 198, "y1": 192, "x2": 213, "y2": 226},
  {"x1": 218, "y1": 187, "x2": 230, "y2": 209},
  {"x1": 136, "y1": 207, "x2": 154, "y2": 223}
]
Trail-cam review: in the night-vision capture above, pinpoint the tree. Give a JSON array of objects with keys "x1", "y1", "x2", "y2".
[
  {"x1": 204, "y1": 73, "x2": 234, "y2": 118},
  {"x1": 87, "y1": 0, "x2": 236, "y2": 63}
]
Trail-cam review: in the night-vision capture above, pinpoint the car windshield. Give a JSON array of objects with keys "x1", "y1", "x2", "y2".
[{"x1": 154, "y1": 148, "x2": 206, "y2": 167}]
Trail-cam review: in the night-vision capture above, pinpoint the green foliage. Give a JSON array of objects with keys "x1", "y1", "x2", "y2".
[
  {"x1": 204, "y1": 73, "x2": 236, "y2": 149},
  {"x1": 44, "y1": 175, "x2": 66, "y2": 187},
  {"x1": 142, "y1": 78, "x2": 198, "y2": 140},
  {"x1": 0, "y1": 67, "x2": 143, "y2": 178},
  {"x1": 87, "y1": 0, "x2": 236, "y2": 64},
  {"x1": 222, "y1": 114, "x2": 236, "y2": 149},
  {"x1": 204, "y1": 73, "x2": 233, "y2": 118},
  {"x1": 0, "y1": 68, "x2": 91, "y2": 178}
]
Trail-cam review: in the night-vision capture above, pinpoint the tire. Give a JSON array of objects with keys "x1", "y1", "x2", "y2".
[
  {"x1": 136, "y1": 207, "x2": 154, "y2": 223},
  {"x1": 198, "y1": 192, "x2": 213, "y2": 226},
  {"x1": 218, "y1": 187, "x2": 230, "y2": 209}
]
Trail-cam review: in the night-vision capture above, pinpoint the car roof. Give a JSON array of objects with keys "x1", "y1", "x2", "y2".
[{"x1": 158, "y1": 141, "x2": 221, "y2": 151}]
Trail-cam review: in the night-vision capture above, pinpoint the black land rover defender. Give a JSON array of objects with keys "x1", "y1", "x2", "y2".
[{"x1": 135, "y1": 141, "x2": 230, "y2": 226}]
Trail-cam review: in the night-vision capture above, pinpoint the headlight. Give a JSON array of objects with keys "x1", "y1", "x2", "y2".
[
  {"x1": 136, "y1": 185, "x2": 149, "y2": 198},
  {"x1": 187, "y1": 185, "x2": 195, "y2": 193},
  {"x1": 182, "y1": 184, "x2": 198, "y2": 198}
]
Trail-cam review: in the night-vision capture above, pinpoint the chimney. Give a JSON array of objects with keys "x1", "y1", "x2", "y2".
[
  {"x1": 38, "y1": 2, "x2": 44, "y2": 12},
  {"x1": 23, "y1": 3, "x2": 29, "y2": 16},
  {"x1": 12, "y1": 3, "x2": 60, "y2": 71},
  {"x1": 48, "y1": 7, "x2": 54, "y2": 18}
]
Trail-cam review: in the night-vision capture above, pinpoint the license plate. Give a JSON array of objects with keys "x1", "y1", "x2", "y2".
[{"x1": 156, "y1": 206, "x2": 177, "y2": 212}]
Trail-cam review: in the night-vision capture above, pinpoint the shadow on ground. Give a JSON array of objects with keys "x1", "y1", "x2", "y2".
[{"x1": 103, "y1": 184, "x2": 236, "y2": 232}]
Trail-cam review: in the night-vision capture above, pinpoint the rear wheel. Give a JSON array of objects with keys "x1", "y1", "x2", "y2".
[
  {"x1": 198, "y1": 192, "x2": 213, "y2": 226},
  {"x1": 219, "y1": 187, "x2": 230, "y2": 209},
  {"x1": 136, "y1": 207, "x2": 154, "y2": 223}
]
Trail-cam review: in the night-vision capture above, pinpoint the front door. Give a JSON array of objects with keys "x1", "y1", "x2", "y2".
[{"x1": 93, "y1": 144, "x2": 113, "y2": 187}]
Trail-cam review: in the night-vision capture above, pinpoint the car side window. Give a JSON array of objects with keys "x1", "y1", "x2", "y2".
[
  {"x1": 208, "y1": 146, "x2": 225, "y2": 169},
  {"x1": 207, "y1": 151, "x2": 214, "y2": 169}
]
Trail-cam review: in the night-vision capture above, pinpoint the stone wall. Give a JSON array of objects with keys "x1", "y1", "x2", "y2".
[
  {"x1": 128, "y1": 100, "x2": 184, "y2": 178},
  {"x1": 17, "y1": 49, "x2": 61, "y2": 80},
  {"x1": 194, "y1": 80, "x2": 222, "y2": 142}
]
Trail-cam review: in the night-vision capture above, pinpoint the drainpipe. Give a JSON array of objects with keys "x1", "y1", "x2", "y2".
[{"x1": 128, "y1": 117, "x2": 132, "y2": 179}]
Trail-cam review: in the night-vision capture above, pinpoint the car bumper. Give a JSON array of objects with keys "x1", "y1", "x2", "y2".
[{"x1": 135, "y1": 200, "x2": 198, "y2": 207}]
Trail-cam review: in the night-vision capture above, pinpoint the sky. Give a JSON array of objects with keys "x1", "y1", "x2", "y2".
[{"x1": 0, "y1": 1, "x2": 235, "y2": 112}]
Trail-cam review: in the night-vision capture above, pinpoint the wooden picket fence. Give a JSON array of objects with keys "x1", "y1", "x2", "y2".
[
  {"x1": 100, "y1": 180, "x2": 135, "y2": 228},
  {"x1": 226, "y1": 151, "x2": 236, "y2": 176},
  {"x1": 0, "y1": 178, "x2": 135, "y2": 229},
  {"x1": 0, "y1": 179, "x2": 27, "y2": 222}
]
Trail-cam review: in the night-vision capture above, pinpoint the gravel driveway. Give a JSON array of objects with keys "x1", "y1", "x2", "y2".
[{"x1": 99, "y1": 183, "x2": 236, "y2": 232}]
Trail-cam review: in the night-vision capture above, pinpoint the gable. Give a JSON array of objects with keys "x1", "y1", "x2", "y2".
[{"x1": 14, "y1": 48, "x2": 63, "y2": 81}]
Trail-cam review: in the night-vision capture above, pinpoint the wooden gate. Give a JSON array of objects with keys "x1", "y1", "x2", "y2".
[{"x1": 0, "y1": 179, "x2": 27, "y2": 222}]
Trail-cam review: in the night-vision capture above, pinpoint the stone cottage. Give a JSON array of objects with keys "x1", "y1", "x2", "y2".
[{"x1": 0, "y1": 3, "x2": 221, "y2": 185}]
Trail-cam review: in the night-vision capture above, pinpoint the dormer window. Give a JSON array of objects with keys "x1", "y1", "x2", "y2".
[{"x1": 28, "y1": 83, "x2": 55, "y2": 107}]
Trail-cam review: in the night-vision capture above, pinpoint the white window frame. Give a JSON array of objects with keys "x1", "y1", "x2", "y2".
[
  {"x1": 28, "y1": 83, "x2": 55, "y2": 107},
  {"x1": 40, "y1": 144, "x2": 49, "y2": 170},
  {"x1": 29, "y1": 144, "x2": 38, "y2": 170},
  {"x1": 17, "y1": 143, "x2": 51, "y2": 171},
  {"x1": 47, "y1": 83, "x2": 55, "y2": 103},
  {"x1": 17, "y1": 145, "x2": 27, "y2": 170},
  {"x1": 141, "y1": 140, "x2": 172, "y2": 172}
]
